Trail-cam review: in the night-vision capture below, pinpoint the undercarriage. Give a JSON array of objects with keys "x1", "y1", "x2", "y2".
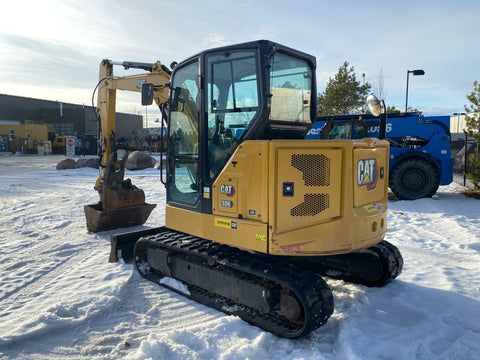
[{"x1": 111, "y1": 227, "x2": 403, "y2": 338}]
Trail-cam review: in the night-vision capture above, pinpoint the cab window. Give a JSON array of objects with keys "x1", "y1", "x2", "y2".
[
  {"x1": 206, "y1": 50, "x2": 259, "y2": 181},
  {"x1": 270, "y1": 53, "x2": 312, "y2": 123}
]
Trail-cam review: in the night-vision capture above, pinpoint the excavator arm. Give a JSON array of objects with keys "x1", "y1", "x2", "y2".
[
  {"x1": 85, "y1": 59, "x2": 171, "y2": 233},
  {"x1": 96, "y1": 59, "x2": 170, "y2": 177}
]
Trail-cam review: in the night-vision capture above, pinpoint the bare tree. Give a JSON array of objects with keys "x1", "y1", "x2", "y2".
[{"x1": 373, "y1": 67, "x2": 385, "y2": 100}]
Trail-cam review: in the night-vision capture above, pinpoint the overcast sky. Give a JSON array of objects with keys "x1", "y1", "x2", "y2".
[{"x1": 0, "y1": 0, "x2": 478, "y2": 123}]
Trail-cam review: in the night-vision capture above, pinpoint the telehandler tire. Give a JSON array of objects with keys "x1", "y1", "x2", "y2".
[{"x1": 390, "y1": 158, "x2": 440, "y2": 200}]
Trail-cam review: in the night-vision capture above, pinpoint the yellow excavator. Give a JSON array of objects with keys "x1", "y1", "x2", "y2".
[{"x1": 85, "y1": 40, "x2": 403, "y2": 338}]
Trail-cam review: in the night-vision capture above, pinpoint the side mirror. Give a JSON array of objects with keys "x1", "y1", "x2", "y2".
[{"x1": 141, "y1": 83, "x2": 154, "y2": 106}]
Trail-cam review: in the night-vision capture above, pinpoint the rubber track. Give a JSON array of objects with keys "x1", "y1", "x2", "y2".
[
  {"x1": 374, "y1": 240, "x2": 404, "y2": 284},
  {"x1": 309, "y1": 240, "x2": 404, "y2": 287},
  {"x1": 134, "y1": 229, "x2": 334, "y2": 339},
  {"x1": 355, "y1": 240, "x2": 404, "y2": 287}
]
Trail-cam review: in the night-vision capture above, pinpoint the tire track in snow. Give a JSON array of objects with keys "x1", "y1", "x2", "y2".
[
  {"x1": 0, "y1": 174, "x2": 103, "y2": 275},
  {"x1": 0, "y1": 245, "x2": 102, "y2": 310},
  {"x1": 0, "y1": 243, "x2": 127, "y2": 347},
  {"x1": 74, "y1": 271, "x2": 234, "y2": 358}
]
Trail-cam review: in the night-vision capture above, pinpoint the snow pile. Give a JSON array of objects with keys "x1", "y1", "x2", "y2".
[{"x1": 0, "y1": 155, "x2": 479, "y2": 359}]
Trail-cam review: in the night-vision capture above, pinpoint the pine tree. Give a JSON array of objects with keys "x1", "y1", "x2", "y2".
[
  {"x1": 386, "y1": 105, "x2": 400, "y2": 113},
  {"x1": 317, "y1": 61, "x2": 372, "y2": 115},
  {"x1": 464, "y1": 81, "x2": 480, "y2": 189}
]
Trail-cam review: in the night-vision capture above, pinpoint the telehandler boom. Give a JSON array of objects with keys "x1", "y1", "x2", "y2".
[{"x1": 87, "y1": 40, "x2": 403, "y2": 338}]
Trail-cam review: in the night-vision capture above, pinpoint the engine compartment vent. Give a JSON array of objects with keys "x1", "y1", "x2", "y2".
[
  {"x1": 291, "y1": 193, "x2": 330, "y2": 216},
  {"x1": 291, "y1": 154, "x2": 330, "y2": 186}
]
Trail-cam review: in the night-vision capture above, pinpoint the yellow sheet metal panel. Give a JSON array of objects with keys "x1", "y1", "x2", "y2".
[
  {"x1": 166, "y1": 205, "x2": 268, "y2": 253},
  {"x1": 269, "y1": 200, "x2": 386, "y2": 255},
  {"x1": 352, "y1": 202, "x2": 388, "y2": 248},
  {"x1": 273, "y1": 147, "x2": 342, "y2": 234},
  {"x1": 268, "y1": 140, "x2": 350, "y2": 255},
  {"x1": 213, "y1": 141, "x2": 269, "y2": 222},
  {"x1": 353, "y1": 140, "x2": 389, "y2": 207}
]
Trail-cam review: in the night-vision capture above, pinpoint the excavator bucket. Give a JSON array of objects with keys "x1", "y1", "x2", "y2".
[
  {"x1": 84, "y1": 202, "x2": 156, "y2": 233},
  {"x1": 84, "y1": 152, "x2": 156, "y2": 233}
]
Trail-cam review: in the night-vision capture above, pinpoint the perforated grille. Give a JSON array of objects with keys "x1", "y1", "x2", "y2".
[
  {"x1": 291, "y1": 154, "x2": 330, "y2": 186},
  {"x1": 291, "y1": 194, "x2": 330, "y2": 216}
]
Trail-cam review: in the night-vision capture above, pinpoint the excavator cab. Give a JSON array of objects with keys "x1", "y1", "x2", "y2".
[{"x1": 163, "y1": 40, "x2": 316, "y2": 215}]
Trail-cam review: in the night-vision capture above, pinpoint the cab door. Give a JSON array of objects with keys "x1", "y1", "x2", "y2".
[{"x1": 166, "y1": 59, "x2": 202, "y2": 211}]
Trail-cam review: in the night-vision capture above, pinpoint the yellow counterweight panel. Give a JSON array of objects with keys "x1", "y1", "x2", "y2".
[{"x1": 268, "y1": 139, "x2": 389, "y2": 256}]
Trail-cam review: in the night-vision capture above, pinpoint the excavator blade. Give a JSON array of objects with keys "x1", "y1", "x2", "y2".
[
  {"x1": 108, "y1": 226, "x2": 164, "y2": 262},
  {"x1": 84, "y1": 202, "x2": 156, "y2": 233}
]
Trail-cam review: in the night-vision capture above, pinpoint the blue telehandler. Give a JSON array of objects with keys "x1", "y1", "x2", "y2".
[{"x1": 307, "y1": 112, "x2": 453, "y2": 200}]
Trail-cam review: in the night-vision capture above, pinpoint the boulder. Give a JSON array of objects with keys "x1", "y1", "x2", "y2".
[
  {"x1": 56, "y1": 158, "x2": 76, "y2": 170},
  {"x1": 76, "y1": 157, "x2": 99, "y2": 169},
  {"x1": 125, "y1": 151, "x2": 156, "y2": 170}
]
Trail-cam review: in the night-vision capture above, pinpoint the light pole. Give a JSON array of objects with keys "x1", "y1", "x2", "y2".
[{"x1": 405, "y1": 69, "x2": 425, "y2": 113}]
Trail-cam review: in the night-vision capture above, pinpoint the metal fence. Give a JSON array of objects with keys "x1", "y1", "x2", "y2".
[{"x1": 453, "y1": 134, "x2": 478, "y2": 186}]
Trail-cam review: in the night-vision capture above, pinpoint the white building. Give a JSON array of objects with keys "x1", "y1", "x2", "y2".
[{"x1": 450, "y1": 112, "x2": 478, "y2": 140}]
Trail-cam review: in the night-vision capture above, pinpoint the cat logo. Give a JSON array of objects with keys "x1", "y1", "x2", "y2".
[
  {"x1": 220, "y1": 185, "x2": 235, "y2": 197},
  {"x1": 357, "y1": 159, "x2": 379, "y2": 190}
]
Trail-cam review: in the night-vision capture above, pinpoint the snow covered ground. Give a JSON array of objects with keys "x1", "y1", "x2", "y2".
[{"x1": 0, "y1": 154, "x2": 479, "y2": 360}]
